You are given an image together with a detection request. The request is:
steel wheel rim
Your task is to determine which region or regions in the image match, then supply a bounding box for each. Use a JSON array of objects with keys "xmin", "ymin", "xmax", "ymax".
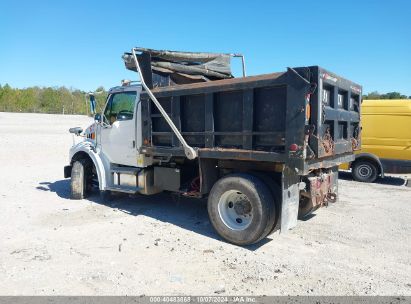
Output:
[
  {"xmin": 358, "ymin": 164, "xmax": 372, "ymax": 178},
  {"xmin": 217, "ymin": 190, "xmax": 253, "ymax": 231}
]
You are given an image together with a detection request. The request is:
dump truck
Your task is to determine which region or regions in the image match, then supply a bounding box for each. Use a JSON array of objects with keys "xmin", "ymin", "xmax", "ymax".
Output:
[{"xmin": 64, "ymin": 47, "xmax": 362, "ymax": 245}]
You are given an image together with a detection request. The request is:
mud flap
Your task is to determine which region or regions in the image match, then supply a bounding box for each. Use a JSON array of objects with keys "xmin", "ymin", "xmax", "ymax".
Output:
[
  {"xmin": 330, "ymin": 165, "xmax": 339, "ymax": 203},
  {"xmin": 280, "ymin": 165, "xmax": 300, "ymax": 231}
]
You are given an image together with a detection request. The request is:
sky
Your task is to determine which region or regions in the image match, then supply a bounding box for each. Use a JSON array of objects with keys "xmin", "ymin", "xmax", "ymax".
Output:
[{"xmin": 0, "ymin": 0, "xmax": 410, "ymax": 95}]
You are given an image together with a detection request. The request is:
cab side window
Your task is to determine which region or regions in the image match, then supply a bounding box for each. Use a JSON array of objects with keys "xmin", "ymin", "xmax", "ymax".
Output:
[{"xmin": 103, "ymin": 91, "xmax": 137, "ymax": 125}]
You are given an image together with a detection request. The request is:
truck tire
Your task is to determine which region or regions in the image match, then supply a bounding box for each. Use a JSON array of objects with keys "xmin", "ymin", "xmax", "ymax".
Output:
[
  {"xmin": 249, "ymin": 172, "xmax": 280, "ymax": 235},
  {"xmin": 71, "ymin": 159, "xmax": 89, "ymax": 199},
  {"xmin": 352, "ymin": 160, "xmax": 378, "ymax": 183},
  {"xmin": 207, "ymin": 173, "xmax": 275, "ymax": 245},
  {"xmin": 266, "ymin": 181, "xmax": 281, "ymax": 235}
]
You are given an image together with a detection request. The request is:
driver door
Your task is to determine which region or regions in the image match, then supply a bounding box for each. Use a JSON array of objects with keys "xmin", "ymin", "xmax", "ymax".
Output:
[{"xmin": 99, "ymin": 91, "xmax": 137, "ymax": 166}]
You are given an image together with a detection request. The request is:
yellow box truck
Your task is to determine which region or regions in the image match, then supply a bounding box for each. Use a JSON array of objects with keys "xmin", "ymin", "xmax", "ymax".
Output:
[{"xmin": 341, "ymin": 99, "xmax": 411, "ymax": 182}]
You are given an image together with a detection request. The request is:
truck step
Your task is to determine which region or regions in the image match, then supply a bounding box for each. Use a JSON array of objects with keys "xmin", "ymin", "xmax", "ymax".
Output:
[
  {"xmin": 105, "ymin": 185, "xmax": 141, "ymax": 194},
  {"xmin": 110, "ymin": 166, "xmax": 141, "ymax": 175}
]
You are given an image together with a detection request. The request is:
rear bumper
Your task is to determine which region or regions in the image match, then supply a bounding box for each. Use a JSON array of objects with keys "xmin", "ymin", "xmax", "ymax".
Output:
[
  {"xmin": 64, "ymin": 165, "xmax": 72, "ymax": 178},
  {"xmin": 303, "ymin": 153, "xmax": 355, "ymax": 175}
]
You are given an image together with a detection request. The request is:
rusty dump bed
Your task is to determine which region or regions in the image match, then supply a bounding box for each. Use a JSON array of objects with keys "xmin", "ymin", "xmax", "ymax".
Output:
[{"xmin": 140, "ymin": 66, "xmax": 361, "ymax": 174}]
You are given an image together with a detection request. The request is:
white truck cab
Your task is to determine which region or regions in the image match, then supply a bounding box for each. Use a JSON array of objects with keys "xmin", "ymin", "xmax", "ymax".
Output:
[{"xmin": 65, "ymin": 83, "xmax": 159, "ymax": 200}]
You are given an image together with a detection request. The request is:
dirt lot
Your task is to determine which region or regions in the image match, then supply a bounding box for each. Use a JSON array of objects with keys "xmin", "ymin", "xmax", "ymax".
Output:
[{"xmin": 0, "ymin": 112, "xmax": 410, "ymax": 296}]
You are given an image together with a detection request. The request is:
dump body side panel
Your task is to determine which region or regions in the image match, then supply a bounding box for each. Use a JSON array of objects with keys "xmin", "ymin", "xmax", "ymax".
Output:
[{"xmin": 140, "ymin": 66, "xmax": 361, "ymax": 174}]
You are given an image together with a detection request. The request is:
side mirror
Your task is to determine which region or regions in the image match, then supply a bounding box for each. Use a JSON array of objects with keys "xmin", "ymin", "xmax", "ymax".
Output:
[
  {"xmin": 117, "ymin": 114, "xmax": 129, "ymax": 121},
  {"xmin": 94, "ymin": 113, "xmax": 101, "ymax": 122},
  {"xmin": 69, "ymin": 127, "xmax": 83, "ymax": 135},
  {"xmin": 116, "ymin": 112, "xmax": 133, "ymax": 121}
]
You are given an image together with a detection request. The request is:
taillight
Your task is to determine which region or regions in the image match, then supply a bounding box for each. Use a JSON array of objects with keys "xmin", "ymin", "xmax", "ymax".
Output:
[
  {"xmin": 289, "ymin": 144, "xmax": 299, "ymax": 152},
  {"xmin": 306, "ymin": 103, "xmax": 311, "ymax": 121},
  {"xmin": 305, "ymin": 93, "xmax": 311, "ymax": 122}
]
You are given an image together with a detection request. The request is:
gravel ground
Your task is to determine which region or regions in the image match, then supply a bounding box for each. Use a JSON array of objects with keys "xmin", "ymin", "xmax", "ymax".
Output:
[{"xmin": 0, "ymin": 112, "xmax": 410, "ymax": 296}]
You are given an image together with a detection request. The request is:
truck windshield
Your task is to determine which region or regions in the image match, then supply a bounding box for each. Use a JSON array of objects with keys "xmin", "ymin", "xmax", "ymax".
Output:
[{"xmin": 103, "ymin": 91, "xmax": 137, "ymax": 125}]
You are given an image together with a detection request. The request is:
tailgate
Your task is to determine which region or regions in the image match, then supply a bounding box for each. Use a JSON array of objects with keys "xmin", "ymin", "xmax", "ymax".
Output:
[{"xmin": 298, "ymin": 66, "xmax": 362, "ymax": 160}]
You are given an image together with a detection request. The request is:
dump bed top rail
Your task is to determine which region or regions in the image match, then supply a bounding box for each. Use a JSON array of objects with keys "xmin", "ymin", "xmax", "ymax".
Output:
[{"xmin": 149, "ymin": 72, "xmax": 286, "ymax": 97}]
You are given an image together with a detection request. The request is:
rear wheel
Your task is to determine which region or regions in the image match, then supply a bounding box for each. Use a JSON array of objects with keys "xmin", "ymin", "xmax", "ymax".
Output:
[
  {"xmin": 71, "ymin": 159, "xmax": 91, "ymax": 199},
  {"xmin": 249, "ymin": 172, "xmax": 281, "ymax": 235},
  {"xmin": 207, "ymin": 173, "xmax": 275, "ymax": 245},
  {"xmin": 352, "ymin": 160, "xmax": 378, "ymax": 183}
]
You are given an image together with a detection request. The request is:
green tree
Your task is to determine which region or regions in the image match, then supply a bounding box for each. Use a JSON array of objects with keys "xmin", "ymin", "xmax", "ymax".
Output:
[
  {"xmin": 382, "ymin": 92, "xmax": 402, "ymax": 99},
  {"xmin": 0, "ymin": 84, "xmax": 107, "ymax": 114},
  {"xmin": 95, "ymin": 86, "xmax": 105, "ymax": 93},
  {"xmin": 364, "ymin": 91, "xmax": 380, "ymax": 99},
  {"xmin": 363, "ymin": 91, "xmax": 409, "ymax": 100}
]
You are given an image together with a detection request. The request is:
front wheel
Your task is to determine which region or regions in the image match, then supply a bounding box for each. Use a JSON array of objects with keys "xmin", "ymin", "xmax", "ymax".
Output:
[
  {"xmin": 71, "ymin": 159, "xmax": 90, "ymax": 199},
  {"xmin": 207, "ymin": 174, "xmax": 275, "ymax": 245},
  {"xmin": 352, "ymin": 160, "xmax": 378, "ymax": 183}
]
